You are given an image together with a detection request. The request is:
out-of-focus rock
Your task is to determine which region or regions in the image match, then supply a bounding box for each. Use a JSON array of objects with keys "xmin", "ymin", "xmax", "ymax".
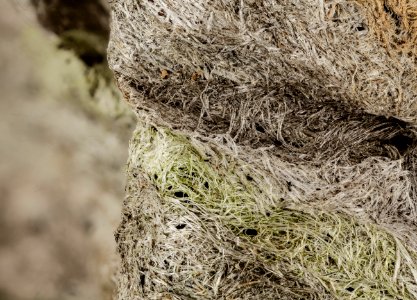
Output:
[{"xmin": 0, "ymin": 1, "xmax": 131, "ymax": 299}]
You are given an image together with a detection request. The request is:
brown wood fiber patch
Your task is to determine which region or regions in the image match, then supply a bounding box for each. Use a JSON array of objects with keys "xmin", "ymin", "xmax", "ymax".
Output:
[{"xmin": 355, "ymin": 0, "xmax": 417, "ymax": 57}]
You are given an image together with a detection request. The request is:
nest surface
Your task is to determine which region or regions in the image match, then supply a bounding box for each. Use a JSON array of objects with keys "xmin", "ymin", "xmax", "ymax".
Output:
[{"xmin": 108, "ymin": 0, "xmax": 417, "ymax": 298}]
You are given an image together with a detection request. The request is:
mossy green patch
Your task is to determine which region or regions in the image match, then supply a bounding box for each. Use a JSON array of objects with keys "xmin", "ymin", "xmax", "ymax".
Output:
[{"xmin": 129, "ymin": 124, "xmax": 417, "ymax": 299}]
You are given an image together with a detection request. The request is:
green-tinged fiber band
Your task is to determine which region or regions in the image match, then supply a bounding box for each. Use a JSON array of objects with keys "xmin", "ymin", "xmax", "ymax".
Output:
[{"xmin": 128, "ymin": 124, "xmax": 417, "ymax": 299}]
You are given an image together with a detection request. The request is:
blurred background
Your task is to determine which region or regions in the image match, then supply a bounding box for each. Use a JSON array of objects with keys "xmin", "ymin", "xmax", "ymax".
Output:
[{"xmin": 0, "ymin": 1, "xmax": 135, "ymax": 299}]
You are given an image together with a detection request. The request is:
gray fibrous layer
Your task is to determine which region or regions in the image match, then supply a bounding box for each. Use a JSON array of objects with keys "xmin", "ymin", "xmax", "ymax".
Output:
[{"xmin": 109, "ymin": 0, "xmax": 417, "ymax": 173}]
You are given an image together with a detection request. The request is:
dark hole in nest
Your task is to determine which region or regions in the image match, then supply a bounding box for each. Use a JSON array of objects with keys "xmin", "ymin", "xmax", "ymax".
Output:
[
  {"xmin": 204, "ymin": 182, "xmax": 209, "ymax": 189},
  {"xmin": 356, "ymin": 25, "xmax": 366, "ymax": 31},
  {"xmin": 263, "ymin": 253, "xmax": 276, "ymax": 260},
  {"xmin": 328, "ymin": 256, "xmax": 336, "ymax": 265},
  {"xmin": 176, "ymin": 224, "xmax": 186, "ymax": 230},
  {"xmin": 234, "ymin": 5, "xmax": 240, "ymax": 14},
  {"xmin": 324, "ymin": 233, "xmax": 333, "ymax": 242},
  {"xmin": 242, "ymin": 228, "xmax": 258, "ymax": 236},
  {"xmin": 223, "ymin": 264, "xmax": 229, "ymax": 277},
  {"xmin": 246, "ymin": 175, "xmax": 253, "ymax": 181},
  {"xmin": 266, "ymin": 211, "xmax": 271, "ymax": 217},
  {"xmin": 290, "ymin": 141, "xmax": 304, "ymax": 149},
  {"xmin": 287, "ymin": 181, "xmax": 292, "ymax": 191},
  {"xmin": 167, "ymin": 186, "xmax": 172, "ymax": 190},
  {"xmin": 129, "ymin": 80, "xmax": 146, "ymax": 94},
  {"xmin": 346, "ymin": 287, "xmax": 354, "ymax": 292},
  {"xmin": 198, "ymin": 37, "xmax": 208, "ymax": 45},
  {"xmin": 255, "ymin": 123, "xmax": 265, "ymax": 133},
  {"xmin": 140, "ymin": 274, "xmax": 145, "ymax": 287},
  {"xmin": 273, "ymin": 139, "xmax": 283, "ymax": 147},
  {"xmin": 133, "ymin": 173, "xmax": 138, "ymax": 178},
  {"xmin": 154, "ymin": 174, "xmax": 158, "ymax": 180},
  {"xmin": 385, "ymin": 134, "xmax": 415, "ymax": 155},
  {"xmin": 174, "ymin": 191, "xmax": 189, "ymax": 198},
  {"xmin": 238, "ymin": 261, "xmax": 247, "ymax": 269}
]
